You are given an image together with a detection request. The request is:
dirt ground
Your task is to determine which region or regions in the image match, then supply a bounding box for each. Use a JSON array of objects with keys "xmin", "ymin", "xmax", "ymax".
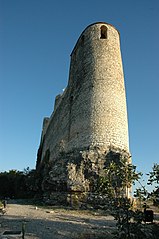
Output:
[
  {"xmin": 0, "ymin": 200, "xmax": 116, "ymax": 239},
  {"xmin": 0, "ymin": 200, "xmax": 159, "ymax": 239}
]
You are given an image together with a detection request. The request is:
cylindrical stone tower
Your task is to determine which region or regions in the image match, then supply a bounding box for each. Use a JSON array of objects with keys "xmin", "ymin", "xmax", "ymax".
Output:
[{"xmin": 68, "ymin": 22, "xmax": 129, "ymax": 153}]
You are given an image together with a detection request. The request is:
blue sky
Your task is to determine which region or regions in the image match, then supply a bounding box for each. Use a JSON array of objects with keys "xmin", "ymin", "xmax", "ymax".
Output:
[{"xmin": 0, "ymin": 0, "xmax": 159, "ymax": 188}]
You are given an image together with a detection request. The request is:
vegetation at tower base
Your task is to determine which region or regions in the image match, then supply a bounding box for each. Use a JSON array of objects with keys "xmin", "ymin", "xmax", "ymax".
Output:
[
  {"xmin": 95, "ymin": 155, "xmax": 139, "ymax": 198},
  {"xmin": 96, "ymin": 163, "xmax": 159, "ymax": 239}
]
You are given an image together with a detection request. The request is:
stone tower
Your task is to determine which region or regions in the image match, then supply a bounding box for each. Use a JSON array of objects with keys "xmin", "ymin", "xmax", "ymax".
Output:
[{"xmin": 36, "ymin": 22, "xmax": 131, "ymax": 205}]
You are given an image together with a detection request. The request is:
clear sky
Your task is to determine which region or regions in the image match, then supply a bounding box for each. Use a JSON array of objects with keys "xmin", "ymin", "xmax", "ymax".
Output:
[{"xmin": 0, "ymin": 0, "xmax": 159, "ymax": 186}]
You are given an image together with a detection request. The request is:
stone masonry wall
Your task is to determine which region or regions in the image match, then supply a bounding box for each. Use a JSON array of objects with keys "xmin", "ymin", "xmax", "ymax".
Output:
[
  {"xmin": 38, "ymin": 22, "xmax": 129, "ymax": 163},
  {"xmin": 36, "ymin": 22, "xmax": 131, "ymax": 204}
]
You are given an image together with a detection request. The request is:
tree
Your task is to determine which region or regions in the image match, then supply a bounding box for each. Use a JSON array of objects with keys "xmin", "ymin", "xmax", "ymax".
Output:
[
  {"xmin": 148, "ymin": 163, "xmax": 159, "ymax": 185},
  {"xmin": 96, "ymin": 156, "xmax": 148, "ymax": 239},
  {"xmin": 97, "ymin": 155, "xmax": 141, "ymax": 198},
  {"xmin": 147, "ymin": 164, "xmax": 159, "ymax": 206},
  {"xmin": 0, "ymin": 168, "xmax": 37, "ymax": 199},
  {"xmin": 134, "ymin": 164, "xmax": 159, "ymax": 207}
]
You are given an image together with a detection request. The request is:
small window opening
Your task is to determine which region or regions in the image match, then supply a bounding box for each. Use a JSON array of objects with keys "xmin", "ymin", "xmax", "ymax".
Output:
[{"xmin": 100, "ymin": 25, "xmax": 107, "ymax": 39}]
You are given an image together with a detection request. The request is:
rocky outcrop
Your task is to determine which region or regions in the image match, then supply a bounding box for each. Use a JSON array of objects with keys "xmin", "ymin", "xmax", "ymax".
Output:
[{"xmin": 36, "ymin": 146, "xmax": 130, "ymax": 206}]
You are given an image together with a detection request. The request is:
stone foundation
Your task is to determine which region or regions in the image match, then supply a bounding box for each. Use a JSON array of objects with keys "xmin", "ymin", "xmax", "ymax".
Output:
[{"xmin": 36, "ymin": 146, "xmax": 130, "ymax": 207}]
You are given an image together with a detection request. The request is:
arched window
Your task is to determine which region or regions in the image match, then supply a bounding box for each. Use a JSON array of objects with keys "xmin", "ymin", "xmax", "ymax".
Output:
[{"xmin": 100, "ymin": 25, "xmax": 107, "ymax": 39}]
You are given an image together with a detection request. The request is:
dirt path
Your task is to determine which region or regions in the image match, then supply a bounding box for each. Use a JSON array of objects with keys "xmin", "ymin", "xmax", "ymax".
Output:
[{"xmin": 0, "ymin": 201, "xmax": 116, "ymax": 239}]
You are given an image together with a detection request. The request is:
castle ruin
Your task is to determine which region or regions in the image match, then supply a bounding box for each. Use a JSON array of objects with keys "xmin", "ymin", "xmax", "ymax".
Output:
[{"xmin": 36, "ymin": 22, "xmax": 131, "ymax": 205}]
